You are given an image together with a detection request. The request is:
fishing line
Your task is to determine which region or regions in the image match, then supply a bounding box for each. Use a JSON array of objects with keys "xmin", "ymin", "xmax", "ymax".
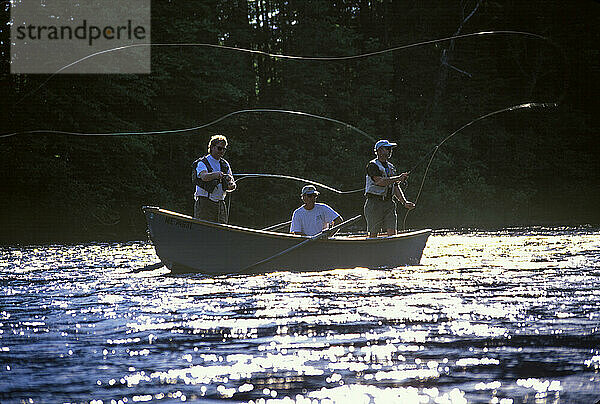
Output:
[
  {"xmin": 11, "ymin": 30, "xmax": 562, "ymax": 106},
  {"xmin": 0, "ymin": 108, "xmax": 375, "ymax": 141},
  {"xmin": 234, "ymin": 173, "xmax": 362, "ymax": 194},
  {"xmin": 226, "ymin": 173, "xmax": 362, "ymax": 228}
]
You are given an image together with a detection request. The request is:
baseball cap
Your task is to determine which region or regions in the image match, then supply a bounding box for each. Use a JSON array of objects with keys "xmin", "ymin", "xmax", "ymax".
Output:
[
  {"xmin": 301, "ymin": 185, "xmax": 320, "ymax": 196},
  {"xmin": 374, "ymin": 139, "xmax": 397, "ymax": 151}
]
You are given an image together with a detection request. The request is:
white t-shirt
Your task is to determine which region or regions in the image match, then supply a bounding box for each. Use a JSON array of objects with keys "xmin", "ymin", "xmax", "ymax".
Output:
[
  {"xmin": 290, "ymin": 203, "xmax": 341, "ymax": 236},
  {"xmin": 194, "ymin": 155, "xmax": 233, "ymax": 202}
]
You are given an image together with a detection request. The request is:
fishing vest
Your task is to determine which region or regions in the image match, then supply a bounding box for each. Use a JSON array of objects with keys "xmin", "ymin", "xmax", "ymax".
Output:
[
  {"xmin": 191, "ymin": 156, "xmax": 230, "ymax": 194},
  {"xmin": 365, "ymin": 158, "xmax": 396, "ymax": 197}
]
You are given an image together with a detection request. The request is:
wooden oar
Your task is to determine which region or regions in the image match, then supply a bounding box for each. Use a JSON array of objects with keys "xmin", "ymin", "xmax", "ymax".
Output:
[{"xmin": 239, "ymin": 214, "xmax": 362, "ymax": 273}]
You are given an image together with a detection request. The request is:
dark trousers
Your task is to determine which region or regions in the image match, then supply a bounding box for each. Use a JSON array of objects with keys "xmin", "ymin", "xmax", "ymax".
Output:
[{"xmin": 194, "ymin": 196, "xmax": 228, "ymax": 224}]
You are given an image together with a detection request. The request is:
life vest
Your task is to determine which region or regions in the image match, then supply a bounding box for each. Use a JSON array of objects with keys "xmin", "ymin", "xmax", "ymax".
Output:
[
  {"xmin": 365, "ymin": 158, "xmax": 396, "ymax": 197},
  {"xmin": 191, "ymin": 156, "xmax": 230, "ymax": 194}
]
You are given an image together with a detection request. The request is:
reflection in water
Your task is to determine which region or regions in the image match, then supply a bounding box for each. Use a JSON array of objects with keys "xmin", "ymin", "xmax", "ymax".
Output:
[{"xmin": 1, "ymin": 229, "xmax": 599, "ymax": 403}]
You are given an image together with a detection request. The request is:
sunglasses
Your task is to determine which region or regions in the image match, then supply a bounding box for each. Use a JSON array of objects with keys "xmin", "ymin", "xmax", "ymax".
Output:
[
  {"xmin": 216, "ymin": 146, "xmax": 227, "ymax": 151},
  {"xmin": 304, "ymin": 194, "xmax": 317, "ymax": 198}
]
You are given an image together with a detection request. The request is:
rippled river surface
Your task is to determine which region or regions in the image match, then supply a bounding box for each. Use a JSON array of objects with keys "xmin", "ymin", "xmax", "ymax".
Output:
[{"xmin": 1, "ymin": 228, "xmax": 599, "ymax": 403}]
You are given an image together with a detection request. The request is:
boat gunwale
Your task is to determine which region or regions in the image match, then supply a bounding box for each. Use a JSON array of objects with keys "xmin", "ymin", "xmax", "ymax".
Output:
[{"xmin": 143, "ymin": 206, "xmax": 432, "ymax": 243}]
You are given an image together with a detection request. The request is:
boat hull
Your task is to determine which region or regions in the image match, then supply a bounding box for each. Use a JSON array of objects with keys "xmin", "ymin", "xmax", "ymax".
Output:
[{"xmin": 143, "ymin": 207, "xmax": 431, "ymax": 275}]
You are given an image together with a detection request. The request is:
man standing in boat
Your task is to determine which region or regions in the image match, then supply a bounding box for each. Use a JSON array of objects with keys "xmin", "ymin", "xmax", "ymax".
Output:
[
  {"xmin": 192, "ymin": 134, "xmax": 236, "ymax": 223},
  {"xmin": 364, "ymin": 139, "xmax": 415, "ymax": 238},
  {"xmin": 290, "ymin": 185, "xmax": 343, "ymax": 236}
]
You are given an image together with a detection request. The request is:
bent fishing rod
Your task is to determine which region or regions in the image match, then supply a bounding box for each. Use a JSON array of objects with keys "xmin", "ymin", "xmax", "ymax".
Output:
[
  {"xmin": 406, "ymin": 102, "xmax": 557, "ymax": 176},
  {"xmin": 399, "ymin": 102, "xmax": 559, "ymax": 230}
]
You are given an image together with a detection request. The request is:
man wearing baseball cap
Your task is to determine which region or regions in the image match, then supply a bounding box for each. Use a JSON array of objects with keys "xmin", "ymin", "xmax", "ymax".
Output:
[
  {"xmin": 290, "ymin": 185, "xmax": 343, "ymax": 236},
  {"xmin": 364, "ymin": 139, "xmax": 415, "ymax": 237}
]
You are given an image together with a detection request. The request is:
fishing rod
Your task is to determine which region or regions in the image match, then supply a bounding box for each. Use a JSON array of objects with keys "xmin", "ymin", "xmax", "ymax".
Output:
[
  {"xmin": 400, "ymin": 102, "xmax": 559, "ymax": 230},
  {"xmin": 407, "ymin": 102, "xmax": 557, "ymax": 175}
]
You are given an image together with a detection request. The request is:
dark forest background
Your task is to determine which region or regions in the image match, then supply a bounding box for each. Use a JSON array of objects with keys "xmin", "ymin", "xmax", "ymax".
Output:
[{"xmin": 1, "ymin": 0, "xmax": 599, "ymax": 243}]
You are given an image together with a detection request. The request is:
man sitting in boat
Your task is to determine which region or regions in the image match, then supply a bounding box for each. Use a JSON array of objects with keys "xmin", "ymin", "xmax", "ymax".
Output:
[
  {"xmin": 192, "ymin": 134, "xmax": 236, "ymax": 223},
  {"xmin": 290, "ymin": 185, "xmax": 343, "ymax": 236},
  {"xmin": 364, "ymin": 139, "xmax": 415, "ymax": 238}
]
